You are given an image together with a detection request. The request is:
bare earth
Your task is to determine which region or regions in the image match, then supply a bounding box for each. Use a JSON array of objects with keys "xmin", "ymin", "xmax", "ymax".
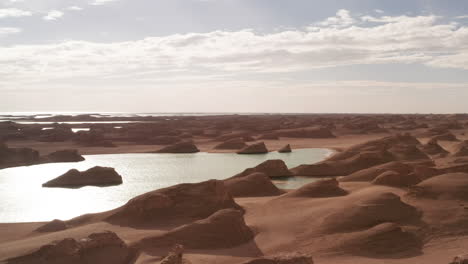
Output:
[{"xmin": 2, "ymin": 114, "xmax": 468, "ymax": 264}]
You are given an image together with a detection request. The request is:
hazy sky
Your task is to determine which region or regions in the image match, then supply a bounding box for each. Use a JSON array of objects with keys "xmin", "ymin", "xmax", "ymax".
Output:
[{"xmin": 1, "ymin": 0, "xmax": 468, "ymax": 113}]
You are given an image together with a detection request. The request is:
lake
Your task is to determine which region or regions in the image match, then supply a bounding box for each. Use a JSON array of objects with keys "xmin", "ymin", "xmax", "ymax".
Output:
[{"xmin": 0, "ymin": 148, "xmax": 331, "ymax": 223}]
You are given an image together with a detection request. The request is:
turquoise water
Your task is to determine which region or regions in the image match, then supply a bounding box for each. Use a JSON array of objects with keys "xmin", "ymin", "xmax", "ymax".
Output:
[{"xmin": 0, "ymin": 149, "xmax": 331, "ymax": 223}]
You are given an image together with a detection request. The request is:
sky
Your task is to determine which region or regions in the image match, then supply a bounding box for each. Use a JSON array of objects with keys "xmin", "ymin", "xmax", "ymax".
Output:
[{"xmin": 1, "ymin": 0, "xmax": 468, "ymax": 114}]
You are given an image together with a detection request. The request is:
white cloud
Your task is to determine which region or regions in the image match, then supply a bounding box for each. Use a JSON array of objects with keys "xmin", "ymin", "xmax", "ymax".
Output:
[
  {"xmin": 317, "ymin": 9, "xmax": 355, "ymax": 28},
  {"xmin": 456, "ymin": 15, "xmax": 468, "ymax": 19},
  {"xmin": 1, "ymin": 10, "xmax": 468, "ymax": 90},
  {"xmin": 43, "ymin": 10, "xmax": 64, "ymax": 21},
  {"xmin": 0, "ymin": 27, "xmax": 21, "ymax": 35},
  {"xmin": 91, "ymin": 0, "xmax": 118, "ymax": 5},
  {"xmin": 0, "ymin": 8, "xmax": 32, "ymax": 18},
  {"xmin": 67, "ymin": 6, "xmax": 83, "ymax": 11}
]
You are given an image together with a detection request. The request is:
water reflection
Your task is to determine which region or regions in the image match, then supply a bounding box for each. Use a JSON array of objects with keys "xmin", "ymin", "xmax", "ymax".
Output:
[{"xmin": 0, "ymin": 149, "xmax": 331, "ymax": 222}]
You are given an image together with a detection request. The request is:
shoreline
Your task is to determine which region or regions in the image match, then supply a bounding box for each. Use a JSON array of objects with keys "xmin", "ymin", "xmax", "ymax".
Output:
[{"xmin": 2, "ymin": 114, "xmax": 468, "ymax": 264}]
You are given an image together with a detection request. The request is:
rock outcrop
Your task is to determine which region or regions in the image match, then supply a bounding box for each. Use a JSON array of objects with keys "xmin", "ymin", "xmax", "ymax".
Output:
[
  {"xmin": 154, "ymin": 142, "xmax": 200, "ymax": 153},
  {"xmin": 0, "ymin": 144, "xmax": 40, "ymax": 169},
  {"xmin": 104, "ymin": 179, "xmax": 242, "ymax": 226},
  {"xmin": 450, "ymin": 254, "xmax": 468, "ymax": 264},
  {"xmin": 278, "ymin": 144, "xmax": 292, "ymax": 153},
  {"xmin": 409, "ymin": 173, "xmax": 468, "ymax": 200},
  {"xmin": 5, "ymin": 231, "xmax": 134, "ymax": 264},
  {"xmin": 339, "ymin": 161, "xmax": 414, "ymax": 182},
  {"xmin": 452, "ymin": 141, "xmax": 468, "ymax": 157},
  {"xmin": 431, "ymin": 132, "xmax": 459, "ymax": 142},
  {"xmin": 237, "ymin": 142, "xmax": 268, "ymax": 154},
  {"xmin": 322, "ymin": 192, "xmax": 420, "ymax": 233},
  {"xmin": 291, "ymin": 134, "xmax": 426, "ymax": 177},
  {"xmin": 280, "ymin": 178, "xmax": 347, "ymax": 198},
  {"xmin": 138, "ymin": 209, "xmax": 254, "ymax": 249},
  {"xmin": 214, "ymin": 137, "xmax": 247, "ymax": 150},
  {"xmin": 334, "ymin": 222, "xmax": 422, "ymax": 257},
  {"xmin": 233, "ymin": 159, "xmax": 292, "ymax": 178},
  {"xmin": 420, "ymin": 139, "xmax": 448, "ymax": 156},
  {"xmin": 371, "ymin": 170, "xmax": 421, "ymax": 187},
  {"xmin": 35, "ymin": 219, "xmax": 68, "ymax": 233},
  {"xmin": 160, "ymin": 244, "xmax": 185, "ymax": 264},
  {"xmin": 224, "ymin": 172, "xmax": 281, "ymax": 197},
  {"xmin": 45, "ymin": 149, "xmax": 85, "ymax": 163},
  {"xmin": 42, "ymin": 166, "xmax": 123, "ymax": 188}
]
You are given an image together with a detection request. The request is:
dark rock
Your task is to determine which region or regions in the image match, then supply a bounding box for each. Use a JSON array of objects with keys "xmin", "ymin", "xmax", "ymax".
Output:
[
  {"xmin": 154, "ymin": 142, "xmax": 199, "ymax": 153},
  {"xmin": 224, "ymin": 172, "xmax": 281, "ymax": 197},
  {"xmin": 237, "ymin": 142, "xmax": 268, "ymax": 154},
  {"xmin": 5, "ymin": 231, "xmax": 134, "ymax": 264},
  {"xmin": 278, "ymin": 144, "xmax": 292, "ymax": 153},
  {"xmin": 46, "ymin": 149, "xmax": 85, "ymax": 163},
  {"xmin": 42, "ymin": 166, "xmax": 122, "ymax": 188}
]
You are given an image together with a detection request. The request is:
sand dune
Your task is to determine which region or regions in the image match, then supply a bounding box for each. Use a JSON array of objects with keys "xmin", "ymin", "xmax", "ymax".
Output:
[{"xmin": 3, "ymin": 114, "xmax": 468, "ymax": 264}]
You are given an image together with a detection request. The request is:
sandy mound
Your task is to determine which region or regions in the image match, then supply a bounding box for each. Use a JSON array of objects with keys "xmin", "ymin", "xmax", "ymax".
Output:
[
  {"xmin": 339, "ymin": 161, "xmax": 414, "ymax": 182},
  {"xmin": 148, "ymin": 135, "xmax": 181, "ymax": 145},
  {"xmin": 0, "ymin": 144, "xmax": 40, "ymax": 169},
  {"xmin": 138, "ymin": 209, "xmax": 254, "ymax": 249},
  {"xmin": 159, "ymin": 244, "xmax": 186, "ymax": 264},
  {"xmin": 232, "ymin": 159, "xmax": 292, "ymax": 178},
  {"xmin": 451, "ymin": 254, "xmax": 468, "ymax": 264},
  {"xmin": 431, "ymin": 132, "xmax": 459, "ymax": 142},
  {"xmin": 224, "ymin": 172, "xmax": 281, "ymax": 197},
  {"xmin": 387, "ymin": 144, "xmax": 430, "ymax": 161},
  {"xmin": 372, "ymin": 170, "xmax": 421, "ymax": 187},
  {"xmin": 291, "ymin": 134, "xmax": 425, "ymax": 177},
  {"xmin": 42, "ymin": 166, "xmax": 123, "ymax": 188},
  {"xmin": 280, "ymin": 178, "xmax": 347, "ymax": 198},
  {"xmin": 409, "ymin": 173, "xmax": 468, "ymax": 200},
  {"xmin": 419, "ymin": 139, "xmax": 448, "ymax": 156},
  {"xmin": 45, "ymin": 149, "xmax": 85, "ymax": 163},
  {"xmin": 103, "ymin": 179, "xmax": 242, "ymax": 226},
  {"xmin": 216, "ymin": 132, "xmax": 253, "ymax": 142},
  {"xmin": 291, "ymin": 149, "xmax": 394, "ymax": 176},
  {"xmin": 452, "ymin": 141, "xmax": 468, "ymax": 157},
  {"xmin": 278, "ymin": 144, "xmax": 292, "ymax": 153},
  {"xmin": 237, "ymin": 142, "xmax": 269, "ymax": 154},
  {"xmin": 342, "ymin": 120, "xmax": 387, "ymax": 134},
  {"xmin": 275, "ymin": 127, "xmax": 335, "ymax": 138},
  {"xmin": 321, "ymin": 192, "xmax": 420, "ymax": 233},
  {"xmin": 214, "ymin": 137, "xmax": 247, "ymax": 150},
  {"xmin": 5, "ymin": 231, "xmax": 134, "ymax": 264},
  {"xmin": 154, "ymin": 142, "xmax": 200, "ymax": 153},
  {"xmin": 333, "ymin": 222, "xmax": 422, "ymax": 257},
  {"xmin": 239, "ymin": 253, "xmax": 314, "ymax": 264},
  {"xmin": 35, "ymin": 219, "xmax": 68, "ymax": 233},
  {"xmin": 258, "ymin": 133, "xmax": 279, "ymax": 140}
]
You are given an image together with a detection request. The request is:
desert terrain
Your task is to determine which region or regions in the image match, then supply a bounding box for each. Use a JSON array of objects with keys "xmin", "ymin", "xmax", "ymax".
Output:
[{"xmin": 2, "ymin": 113, "xmax": 468, "ymax": 264}]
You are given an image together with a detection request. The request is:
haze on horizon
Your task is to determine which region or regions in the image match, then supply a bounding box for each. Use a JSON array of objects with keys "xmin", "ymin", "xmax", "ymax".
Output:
[{"xmin": 1, "ymin": 0, "xmax": 468, "ymax": 114}]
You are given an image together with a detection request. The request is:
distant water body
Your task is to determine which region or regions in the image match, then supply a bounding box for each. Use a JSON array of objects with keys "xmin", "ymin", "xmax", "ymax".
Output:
[
  {"xmin": 0, "ymin": 148, "xmax": 331, "ymax": 223},
  {"xmin": 0, "ymin": 112, "xmax": 309, "ymax": 119}
]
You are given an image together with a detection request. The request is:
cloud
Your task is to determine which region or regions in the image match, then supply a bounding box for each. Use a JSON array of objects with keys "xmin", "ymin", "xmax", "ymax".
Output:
[
  {"xmin": 43, "ymin": 10, "xmax": 64, "ymax": 21},
  {"xmin": 317, "ymin": 9, "xmax": 355, "ymax": 28},
  {"xmin": 0, "ymin": 27, "xmax": 21, "ymax": 35},
  {"xmin": 1, "ymin": 10, "xmax": 468, "ymax": 90},
  {"xmin": 0, "ymin": 8, "xmax": 32, "ymax": 18},
  {"xmin": 67, "ymin": 6, "xmax": 83, "ymax": 11},
  {"xmin": 91, "ymin": 0, "xmax": 118, "ymax": 5}
]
